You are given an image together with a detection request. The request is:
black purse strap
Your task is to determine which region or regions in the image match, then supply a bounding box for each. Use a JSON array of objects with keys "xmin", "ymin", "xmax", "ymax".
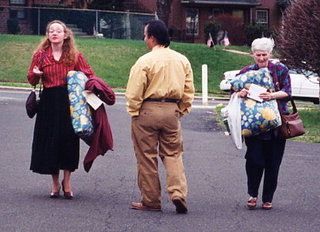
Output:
[
  {"xmin": 38, "ymin": 84, "xmax": 42, "ymax": 97},
  {"xmin": 38, "ymin": 50, "xmax": 46, "ymax": 71},
  {"xmin": 31, "ymin": 51, "xmax": 45, "ymax": 95}
]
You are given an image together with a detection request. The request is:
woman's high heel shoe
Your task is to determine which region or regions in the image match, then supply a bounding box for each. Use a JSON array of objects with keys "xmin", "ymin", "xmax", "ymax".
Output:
[
  {"xmin": 50, "ymin": 186, "xmax": 61, "ymax": 198},
  {"xmin": 62, "ymin": 180, "xmax": 73, "ymax": 200}
]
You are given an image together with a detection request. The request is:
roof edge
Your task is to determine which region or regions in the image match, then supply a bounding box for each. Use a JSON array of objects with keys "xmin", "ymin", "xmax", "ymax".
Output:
[{"xmin": 181, "ymin": 1, "xmax": 261, "ymax": 6}]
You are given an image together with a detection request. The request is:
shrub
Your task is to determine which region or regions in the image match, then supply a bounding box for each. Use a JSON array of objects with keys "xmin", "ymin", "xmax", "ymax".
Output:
[
  {"xmin": 277, "ymin": 0, "xmax": 320, "ymax": 76},
  {"xmin": 245, "ymin": 24, "xmax": 272, "ymax": 46}
]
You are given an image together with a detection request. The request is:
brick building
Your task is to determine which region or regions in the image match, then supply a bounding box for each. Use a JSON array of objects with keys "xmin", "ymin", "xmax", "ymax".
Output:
[
  {"xmin": 123, "ymin": 0, "xmax": 282, "ymax": 43},
  {"xmin": 1, "ymin": 0, "xmax": 282, "ymax": 43},
  {"xmin": 0, "ymin": 0, "xmax": 76, "ymax": 34}
]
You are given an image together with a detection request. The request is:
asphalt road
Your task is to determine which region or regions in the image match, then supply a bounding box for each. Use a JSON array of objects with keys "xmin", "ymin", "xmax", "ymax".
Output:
[{"xmin": 0, "ymin": 88, "xmax": 319, "ymax": 232}]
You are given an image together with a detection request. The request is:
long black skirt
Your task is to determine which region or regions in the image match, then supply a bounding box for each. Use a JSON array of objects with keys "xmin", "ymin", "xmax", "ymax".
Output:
[{"xmin": 30, "ymin": 87, "xmax": 79, "ymax": 175}]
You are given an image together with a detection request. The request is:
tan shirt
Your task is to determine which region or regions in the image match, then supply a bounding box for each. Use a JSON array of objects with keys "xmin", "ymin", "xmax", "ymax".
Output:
[{"xmin": 125, "ymin": 46, "xmax": 195, "ymax": 116}]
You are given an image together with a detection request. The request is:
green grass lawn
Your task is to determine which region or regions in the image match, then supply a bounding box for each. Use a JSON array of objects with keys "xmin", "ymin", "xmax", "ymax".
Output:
[
  {"xmin": 293, "ymin": 107, "xmax": 320, "ymax": 143},
  {"xmin": 0, "ymin": 34, "xmax": 253, "ymax": 92}
]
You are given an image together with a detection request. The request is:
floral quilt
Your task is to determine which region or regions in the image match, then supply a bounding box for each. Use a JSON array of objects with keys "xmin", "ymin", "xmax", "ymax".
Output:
[
  {"xmin": 230, "ymin": 68, "xmax": 281, "ymax": 137},
  {"xmin": 67, "ymin": 71, "xmax": 94, "ymax": 139}
]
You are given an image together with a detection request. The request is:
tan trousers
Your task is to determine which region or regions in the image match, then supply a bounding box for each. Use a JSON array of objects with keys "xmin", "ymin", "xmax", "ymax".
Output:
[{"xmin": 131, "ymin": 101, "xmax": 188, "ymax": 208}]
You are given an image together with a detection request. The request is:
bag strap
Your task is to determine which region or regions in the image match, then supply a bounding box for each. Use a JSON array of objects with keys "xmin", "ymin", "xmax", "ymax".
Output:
[
  {"xmin": 30, "ymin": 51, "xmax": 45, "ymax": 95},
  {"xmin": 274, "ymin": 63, "xmax": 281, "ymax": 92},
  {"xmin": 38, "ymin": 50, "xmax": 46, "ymax": 71},
  {"xmin": 39, "ymin": 84, "xmax": 42, "ymax": 97},
  {"xmin": 289, "ymin": 98, "xmax": 298, "ymax": 113},
  {"xmin": 274, "ymin": 63, "xmax": 297, "ymax": 114},
  {"xmin": 38, "ymin": 51, "xmax": 46, "ymax": 95}
]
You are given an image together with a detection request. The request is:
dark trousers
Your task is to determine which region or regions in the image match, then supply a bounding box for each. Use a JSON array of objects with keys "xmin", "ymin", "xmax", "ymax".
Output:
[{"xmin": 244, "ymin": 136, "xmax": 286, "ymax": 203}]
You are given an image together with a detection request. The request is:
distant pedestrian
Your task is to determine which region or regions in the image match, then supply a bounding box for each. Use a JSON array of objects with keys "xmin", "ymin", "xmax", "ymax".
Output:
[
  {"xmin": 27, "ymin": 20, "xmax": 95, "ymax": 199},
  {"xmin": 236, "ymin": 38, "xmax": 291, "ymax": 210},
  {"xmin": 207, "ymin": 32, "xmax": 214, "ymax": 48},
  {"xmin": 125, "ymin": 20, "xmax": 195, "ymax": 213},
  {"xmin": 223, "ymin": 31, "xmax": 230, "ymax": 46}
]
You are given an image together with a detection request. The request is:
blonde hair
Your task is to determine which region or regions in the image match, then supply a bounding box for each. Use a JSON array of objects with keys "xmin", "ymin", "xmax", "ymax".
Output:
[
  {"xmin": 251, "ymin": 38, "xmax": 274, "ymax": 53},
  {"xmin": 35, "ymin": 20, "xmax": 78, "ymax": 66}
]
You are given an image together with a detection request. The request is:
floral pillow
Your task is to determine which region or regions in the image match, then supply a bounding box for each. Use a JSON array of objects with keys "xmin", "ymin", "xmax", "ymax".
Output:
[
  {"xmin": 231, "ymin": 68, "xmax": 275, "ymax": 92},
  {"xmin": 231, "ymin": 68, "xmax": 281, "ymax": 137},
  {"xmin": 67, "ymin": 71, "xmax": 94, "ymax": 139},
  {"xmin": 240, "ymin": 98, "xmax": 281, "ymax": 137}
]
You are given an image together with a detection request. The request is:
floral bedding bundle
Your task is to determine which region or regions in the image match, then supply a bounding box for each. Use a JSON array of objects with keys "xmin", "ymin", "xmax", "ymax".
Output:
[
  {"xmin": 230, "ymin": 68, "xmax": 281, "ymax": 137},
  {"xmin": 67, "ymin": 71, "xmax": 94, "ymax": 139}
]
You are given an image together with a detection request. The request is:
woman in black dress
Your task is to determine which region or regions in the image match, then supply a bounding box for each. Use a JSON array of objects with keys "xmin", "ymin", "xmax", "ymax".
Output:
[{"xmin": 27, "ymin": 20, "xmax": 94, "ymax": 199}]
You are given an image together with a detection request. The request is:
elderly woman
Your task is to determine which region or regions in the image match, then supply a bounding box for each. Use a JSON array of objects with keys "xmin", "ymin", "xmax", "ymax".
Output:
[{"xmin": 237, "ymin": 38, "xmax": 291, "ymax": 210}]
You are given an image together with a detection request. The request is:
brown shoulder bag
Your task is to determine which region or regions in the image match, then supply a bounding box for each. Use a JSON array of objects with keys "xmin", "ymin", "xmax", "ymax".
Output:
[
  {"xmin": 278, "ymin": 98, "xmax": 305, "ymax": 139},
  {"xmin": 274, "ymin": 63, "xmax": 305, "ymax": 139}
]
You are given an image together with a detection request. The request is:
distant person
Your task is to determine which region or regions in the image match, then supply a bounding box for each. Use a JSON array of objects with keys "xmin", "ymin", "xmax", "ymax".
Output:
[
  {"xmin": 236, "ymin": 38, "xmax": 291, "ymax": 210},
  {"xmin": 125, "ymin": 20, "xmax": 195, "ymax": 213},
  {"xmin": 27, "ymin": 20, "xmax": 94, "ymax": 199},
  {"xmin": 217, "ymin": 30, "xmax": 224, "ymax": 45}
]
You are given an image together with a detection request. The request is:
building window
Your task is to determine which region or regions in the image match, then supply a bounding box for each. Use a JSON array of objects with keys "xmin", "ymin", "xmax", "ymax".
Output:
[
  {"xmin": 10, "ymin": 0, "xmax": 26, "ymax": 18},
  {"xmin": 232, "ymin": 10, "xmax": 244, "ymax": 19},
  {"xmin": 256, "ymin": 9, "xmax": 268, "ymax": 25},
  {"xmin": 10, "ymin": 8, "xmax": 25, "ymax": 19},
  {"xmin": 17, "ymin": 9, "xmax": 25, "ymax": 19},
  {"xmin": 186, "ymin": 8, "xmax": 199, "ymax": 36},
  {"xmin": 10, "ymin": 0, "xmax": 25, "ymax": 5}
]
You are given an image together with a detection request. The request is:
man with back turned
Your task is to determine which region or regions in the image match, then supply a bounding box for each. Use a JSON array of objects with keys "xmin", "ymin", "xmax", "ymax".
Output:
[{"xmin": 125, "ymin": 20, "xmax": 195, "ymax": 214}]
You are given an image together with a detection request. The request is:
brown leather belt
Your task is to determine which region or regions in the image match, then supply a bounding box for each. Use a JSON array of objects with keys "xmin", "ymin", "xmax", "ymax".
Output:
[{"xmin": 144, "ymin": 98, "xmax": 179, "ymax": 103}]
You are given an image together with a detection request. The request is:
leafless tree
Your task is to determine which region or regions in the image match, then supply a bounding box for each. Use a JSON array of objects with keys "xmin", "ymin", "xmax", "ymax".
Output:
[
  {"xmin": 277, "ymin": 0, "xmax": 320, "ymax": 101},
  {"xmin": 156, "ymin": 0, "xmax": 172, "ymax": 26}
]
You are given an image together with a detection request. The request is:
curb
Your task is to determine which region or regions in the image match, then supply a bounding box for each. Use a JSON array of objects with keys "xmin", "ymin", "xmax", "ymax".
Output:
[
  {"xmin": 0, "ymin": 85, "xmax": 32, "ymax": 91},
  {"xmin": 0, "ymin": 85, "xmax": 230, "ymax": 101}
]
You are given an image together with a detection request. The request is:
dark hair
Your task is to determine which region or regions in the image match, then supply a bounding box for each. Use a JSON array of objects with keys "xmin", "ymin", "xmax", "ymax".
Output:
[{"xmin": 145, "ymin": 20, "xmax": 170, "ymax": 47}]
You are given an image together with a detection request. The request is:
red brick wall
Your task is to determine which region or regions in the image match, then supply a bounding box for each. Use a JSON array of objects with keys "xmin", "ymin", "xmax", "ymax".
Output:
[
  {"xmin": 0, "ymin": 7, "xmax": 10, "ymax": 34},
  {"xmin": 33, "ymin": 0, "xmax": 61, "ymax": 5},
  {"xmin": 137, "ymin": 0, "xmax": 155, "ymax": 12},
  {"xmin": 0, "ymin": 0, "xmax": 76, "ymax": 34},
  {"xmin": 256, "ymin": 0, "xmax": 281, "ymax": 31},
  {"xmin": 137, "ymin": 0, "xmax": 282, "ymax": 43},
  {"xmin": 0, "ymin": 0, "xmax": 281, "ymax": 41},
  {"xmin": 0, "ymin": 6, "xmax": 33, "ymax": 34}
]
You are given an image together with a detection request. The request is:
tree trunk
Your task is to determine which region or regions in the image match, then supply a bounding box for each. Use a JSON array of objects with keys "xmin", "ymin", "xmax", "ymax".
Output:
[{"xmin": 156, "ymin": 0, "xmax": 172, "ymax": 26}]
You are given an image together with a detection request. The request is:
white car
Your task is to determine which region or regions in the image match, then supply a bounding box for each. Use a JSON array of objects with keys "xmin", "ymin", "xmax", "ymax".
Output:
[{"xmin": 219, "ymin": 69, "xmax": 319, "ymax": 104}]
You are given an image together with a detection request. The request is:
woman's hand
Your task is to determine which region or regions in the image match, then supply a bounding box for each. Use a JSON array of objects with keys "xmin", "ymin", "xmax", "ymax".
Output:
[
  {"xmin": 259, "ymin": 91, "xmax": 289, "ymax": 101},
  {"xmin": 238, "ymin": 88, "xmax": 249, "ymax": 98},
  {"xmin": 259, "ymin": 92, "xmax": 274, "ymax": 101},
  {"xmin": 32, "ymin": 65, "xmax": 43, "ymax": 76}
]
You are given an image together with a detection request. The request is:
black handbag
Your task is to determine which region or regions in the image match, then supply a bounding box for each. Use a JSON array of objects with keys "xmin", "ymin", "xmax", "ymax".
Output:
[
  {"xmin": 26, "ymin": 85, "xmax": 42, "ymax": 118},
  {"xmin": 26, "ymin": 51, "xmax": 46, "ymax": 118}
]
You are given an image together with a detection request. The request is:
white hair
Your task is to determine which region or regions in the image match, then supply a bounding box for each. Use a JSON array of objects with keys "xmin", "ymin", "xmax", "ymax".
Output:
[{"xmin": 251, "ymin": 38, "xmax": 274, "ymax": 53}]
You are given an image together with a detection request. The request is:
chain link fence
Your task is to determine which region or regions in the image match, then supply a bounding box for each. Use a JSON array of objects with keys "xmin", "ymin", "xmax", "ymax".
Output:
[{"xmin": 1, "ymin": 6, "xmax": 156, "ymax": 40}]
